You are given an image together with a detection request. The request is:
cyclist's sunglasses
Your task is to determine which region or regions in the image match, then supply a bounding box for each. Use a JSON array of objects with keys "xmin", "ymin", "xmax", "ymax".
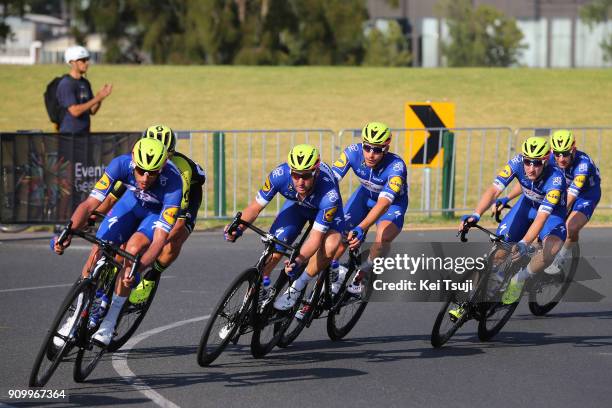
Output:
[
  {"xmin": 290, "ymin": 170, "xmax": 316, "ymax": 180},
  {"xmin": 362, "ymin": 144, "xmax": 386, "ymax": 154},
  {"xmin": 135, "ymin": 166, "xmax": 161, "ymax": 177},
  {"xmin": 553, "ymin": 150, "xmax": 572, "ymax": 158},
  {"xmin": 523, "ymin": 158, "xmax": 546, "ymax": 167},
  {"xmin": 76, "ymin": 57, "xmax": 90, "ymax": 63}
]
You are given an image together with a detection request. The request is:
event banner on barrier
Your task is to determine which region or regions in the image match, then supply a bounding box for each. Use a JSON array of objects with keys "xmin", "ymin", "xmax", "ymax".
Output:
[{"xmin": 0, "ymin": 132, "xmax": 140, "ymax": 224}]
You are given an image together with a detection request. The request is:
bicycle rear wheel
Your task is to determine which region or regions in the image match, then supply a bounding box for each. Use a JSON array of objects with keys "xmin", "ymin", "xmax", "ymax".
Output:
[
  {"xmin": 528, "ymin": 245, "xmax": 580, "ymax": 316},
  {"xmin": 29, "ymin": 279, "xmax": 92, "ymax": 387},
  {"xmin": 277, "ymin": 273, "xmax": 325, "ymax": 348},
  {"xmin": 326, "ymin": 267, "xmax": 368, "ymax": 341},
  {"xmin": 197, "ymin": 268, "xmax": 255, "ymax": 367},
  {"xmin": 106, "ymin": 275, "xmax": 161, "ymax": 352}
]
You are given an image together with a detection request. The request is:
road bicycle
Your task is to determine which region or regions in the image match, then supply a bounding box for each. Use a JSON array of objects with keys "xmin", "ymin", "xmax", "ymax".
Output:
[
  {"xmin": 29, "ymin": 219, "xmax": 144, "ymax": 386},
  {"xmin": 277, "ymin": 245, "xmax": 369, "ymax": 348},
  {"xmin": 431, "ymin": 222, "xmax": 530, "ymax": 347},
  {"xmin": 197, "ymin": 212, "xmax": 311, "ymax": 366}
]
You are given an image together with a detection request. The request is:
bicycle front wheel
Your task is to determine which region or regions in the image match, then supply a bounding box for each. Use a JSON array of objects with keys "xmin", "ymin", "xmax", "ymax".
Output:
[
  {"xmin": 197, "ymin": 268, "xmax": 256, "ymax": 367},
  {"xmin": 29, "ymin": 279, "xmax": 92, "ymax": 387}
]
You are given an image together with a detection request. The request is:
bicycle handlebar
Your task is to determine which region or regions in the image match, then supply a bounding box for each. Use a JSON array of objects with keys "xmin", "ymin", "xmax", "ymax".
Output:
[
  {"xmin": 56, "ymin": 220, "xmax": 141, "ymax": 276},
  {"xmin": 458, "ymin": 222, "xmax": 505, "ymax": 243},
  {"xmin": 227, "ymin": 212, "xmax": 306, "ymax": 254}
]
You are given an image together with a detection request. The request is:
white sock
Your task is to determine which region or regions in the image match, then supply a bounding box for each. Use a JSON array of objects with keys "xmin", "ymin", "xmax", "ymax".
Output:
[
  {"xmin": 100, "ymin": 294, "xmax": 127, "ymax": 329},
  {"xmin": 292, "ymin": 272, "xmax": 313, "ymax": 292},
  {"xmin": 557, "ymin": 245, "xmax": 570, "ymax": 260},
  {"xmin": 514, "ymin": 265, "xmax": 534, "ymax": 283}
]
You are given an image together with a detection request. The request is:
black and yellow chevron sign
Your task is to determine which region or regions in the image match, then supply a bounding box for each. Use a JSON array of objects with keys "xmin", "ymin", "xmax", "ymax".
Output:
[{"xmin": 404, "ymin": 102, "xmax": 455, "ymax": 168}]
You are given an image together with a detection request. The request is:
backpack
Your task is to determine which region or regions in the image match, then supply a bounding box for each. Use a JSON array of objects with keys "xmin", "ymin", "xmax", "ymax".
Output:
[{"xmin": 44, "ymin": 75, "xmax": 68, "ymax": 125}]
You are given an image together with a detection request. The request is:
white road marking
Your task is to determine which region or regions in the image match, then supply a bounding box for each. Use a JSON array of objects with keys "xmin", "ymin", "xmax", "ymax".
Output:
[
  {"xmin": 112, "ymin": 314, "xmax": 210, "ymax": 408},
  {"xmin": 0, "ymin": 276, "xmax": 175, "ymax": 293}
]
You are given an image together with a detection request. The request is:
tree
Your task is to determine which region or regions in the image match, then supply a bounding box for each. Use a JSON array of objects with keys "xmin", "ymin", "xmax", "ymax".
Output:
[
  {"xmin": 580, "ymin": 0, "xmax": 612, "ymax": 61},
  {"xmin": 435, "ymin": 0, "xmax": 525, "ymax": 67},
  {"xmin": 363, "ymin": 20, "xmax": 411, "ymax": 66}
]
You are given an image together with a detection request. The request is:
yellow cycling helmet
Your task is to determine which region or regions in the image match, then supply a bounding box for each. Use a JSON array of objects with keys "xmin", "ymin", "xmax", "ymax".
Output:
[
  {"xmin": 143, "ymin": 124, "xmax": 176, "ymax": 153},
  {"xmin": 362, "ymin": 122, "xmax": 391, "ymax": 145},
  {"xmin": 550, "ymin": 129, "xmax": 575, "ymax": 153},
  {"xmin": 287, "ymin": 144, "xmax": 320, "ymax": 171},
  {"xmin": 132, "ymin": 138, "xmax": 168, "ymax": 171},
  {"xmin": 521, "ymin": 136, "xmax": 550, "ymax": 160}
]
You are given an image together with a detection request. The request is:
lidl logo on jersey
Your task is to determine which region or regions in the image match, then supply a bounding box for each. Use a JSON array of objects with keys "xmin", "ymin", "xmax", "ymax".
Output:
[
  {"xmin": 546, "ymin": 190, "xmax": 561, "ymax": 205},
  {"xmin": 95, "ymin": 173, "xmax": 111, "ymax": 191},
  {"xmin": 573, "ymin": 175, "xmax": 586, "ymax": 188},
  {"xmin": 388, "ymin": 176, "xmax": 403, "ymax": 193},
  {"xmin": 324, "ymin": 207, "xmax": 337, "ymax": 222},
  {"xmin": 498, "ymin": 165, "xmax": 512, "ymax": 179},
  {"xmin": 334, "ymin": 152, "xmax": 348, "ymax": 168},
  {"xmin": 405, "ymin": 102, "xmax": 455, "ymax": 168},
  {"xmin": 162, "ymin": 207, "xmax": 178, "ymax": 225},
  {"xmin": 262, "ymin": 176, "xmax": 272, "ymax": 192}
]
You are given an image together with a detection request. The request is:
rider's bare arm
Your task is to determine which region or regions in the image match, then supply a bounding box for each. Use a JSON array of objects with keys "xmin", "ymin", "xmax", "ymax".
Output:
[
  {"xmin": 521, "ymin": 211, "xmax": 550, "ymax": 244},
  {"xmin": 138, "ymin": 228, "xmax": 170, "ymax": 271},
  {"xmin": 358, "ymin": 197, "xmax": 392, "ymax": 232},
  {"xmin": 294, "ymin": 229, "xmax": 325, "ymax": 264},
  {"xmin": 474, "ymin": 185, "xmax": 503, "ymax": 216},
  {"xmin": 71, "ymin": 196, "xmax": 102, "ymax": 230}
]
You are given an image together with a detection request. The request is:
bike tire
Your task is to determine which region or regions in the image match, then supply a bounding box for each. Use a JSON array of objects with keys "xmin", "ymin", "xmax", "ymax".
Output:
[
  {"xmin": 528, "ymin": 245, "xmax": 580, "ymax": 316},
  {"xmin": 106, "ymin": 275, "xmax": 162, "ymax": 352},
  {"xmin": 250, "ymin": 273, "xmax": 300, "ymax": 358},
  {"xmin": 326, "ymin": 267, "xmax": 368, "ymax": 341},
  {"xmin": 197, "ymin": 268, "xmax": 255, "ymax": 367},
  {"xmin": 29, "ymin": 279, "xmax": 92, "ymax": 387},
  {"xmin": 431, "ymin": 293, "xmax": 469, "ymax": 348},
  {"xmin": 277, "ymin": 274, "xmax": 325, "ymax": 348}
]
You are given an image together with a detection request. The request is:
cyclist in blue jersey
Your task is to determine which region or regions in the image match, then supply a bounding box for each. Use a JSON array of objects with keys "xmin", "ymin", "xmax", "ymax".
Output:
[
  {"xmin": 492, "ymin": 130, "xmax": 601, "ymax": 274},
  {"xmin": 329, "ymin": 122, "xmax": 408, "ymax": 295},
  {"xmin": 224, "ymin": 144, "xmax": 344, "ymax": 311},
  {"xmin": 458, "ymin": 136, "xmax": 567, "ymax": 307},
  {"xmin": 96, "ymin": 125, "xmax": 206, "ymax": 304},
  {"xmin": 52, "ymin": 138, "xmax": 183, "ymax": 346}
]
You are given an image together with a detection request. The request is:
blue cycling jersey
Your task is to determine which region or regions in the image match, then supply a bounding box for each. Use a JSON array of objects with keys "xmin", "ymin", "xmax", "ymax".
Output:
[
  {"xmin": 494, "ymin": 154, "xmax": 567, "ymax": 215},
  {"xmin": 90, "ymin": 154, "xmax": 183, "ymax": 233},
  {"xmin": 332, "ymin": 143, "xmax": 408, "ymax": 204},
  {"xmin": 256, "ymin": 162, "xmax": 342, "ymax": 233},
  {"xmin": 548, "ymin": 150, "xmax": 601, "ymax": 199}
]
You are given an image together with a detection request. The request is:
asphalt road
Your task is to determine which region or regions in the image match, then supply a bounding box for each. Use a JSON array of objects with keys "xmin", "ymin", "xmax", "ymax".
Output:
[{"xmin": 1, "ymin": 228, "xmax": 612, "ymax": 408}]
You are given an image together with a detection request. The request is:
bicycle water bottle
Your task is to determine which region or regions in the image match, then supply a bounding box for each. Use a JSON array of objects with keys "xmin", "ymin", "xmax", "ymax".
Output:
[
  {"xmin": 330, "ymin": 260, "xmax": 340, "ymax": 283},
  {"xmin": 88, "ymin": 290, "xmax": 104, "ymax": 328}
]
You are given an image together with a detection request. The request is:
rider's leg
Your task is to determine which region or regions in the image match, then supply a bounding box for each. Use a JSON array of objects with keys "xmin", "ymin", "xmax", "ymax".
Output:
[
  {"xmin": 331, "ymin": 187, "xmax": 370, "ymax": 264},
  {"xmin": 93, "ymin": 232, "xmax": 150, "ymax": 345},
  {"xmin": 264, "ymin": 201, "xmax": 308, "ymax": 278}
]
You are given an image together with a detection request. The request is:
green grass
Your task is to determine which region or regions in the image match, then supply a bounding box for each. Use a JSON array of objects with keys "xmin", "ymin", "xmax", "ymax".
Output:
[
  {"xmin": 1, "ymin": 66, "xmax": 611, "ymax": 131},
  {"xmin": 1, "ymin": 65, "xmax": 610, "ymax": 224}
]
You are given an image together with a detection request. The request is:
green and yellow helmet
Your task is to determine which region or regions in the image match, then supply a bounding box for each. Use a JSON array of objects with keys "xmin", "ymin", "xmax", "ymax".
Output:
[
  {"xmin": 132, "ymin": 138, "xmax": 168, "ymax": 172},
  {"xmin": 362, "ymin": 122, "xmax": 391, "ymax": 145},
  {"xmin": 143, "ymin": 124, "xmax": 176, "ymax": 153},
  {"xmin": 521, "ymin": 136, "xmax": 550, "ymax": 160},
  {"xmin": 550, "ymin": 129, "xmax": 575, "ymax": 153},
  {"xmin": 287, "ymin": 144, "xmax": 320, "ymax": 171}
]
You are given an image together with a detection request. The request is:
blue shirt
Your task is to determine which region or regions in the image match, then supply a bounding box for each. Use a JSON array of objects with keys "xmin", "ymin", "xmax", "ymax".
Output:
[
  {"xmin": 494, "ymin": 154, "xmax": 567, "ymax": 215},
  {"xmin": 548, "ymin": 150, "xmax": 601, "ymax": 199},
  {"xmin": 56, "ymin": 75, "xmax": 93, "ymax": 133},
  {"xmin": 255, "ymin": 162, "xmax": 342, "ymax": 233},
  {"xmin": 90, "ymin": 154, "xmax": 183, "ymax": 232},
  {"xmin": 332, "ymin": 143, "xmax": 408, "ymax": 204}
]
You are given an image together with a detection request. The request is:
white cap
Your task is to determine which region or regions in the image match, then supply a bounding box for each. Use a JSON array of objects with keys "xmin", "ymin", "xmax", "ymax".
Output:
[{"xmin": 64, "ymin": 45, "xmax": 90, "ymax": 64}]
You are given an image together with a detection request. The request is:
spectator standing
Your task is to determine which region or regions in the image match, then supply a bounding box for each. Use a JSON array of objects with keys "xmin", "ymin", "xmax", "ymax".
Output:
[{"xmin": 57, "ymin": 45, "xmax": 113, "ymax": 133}]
